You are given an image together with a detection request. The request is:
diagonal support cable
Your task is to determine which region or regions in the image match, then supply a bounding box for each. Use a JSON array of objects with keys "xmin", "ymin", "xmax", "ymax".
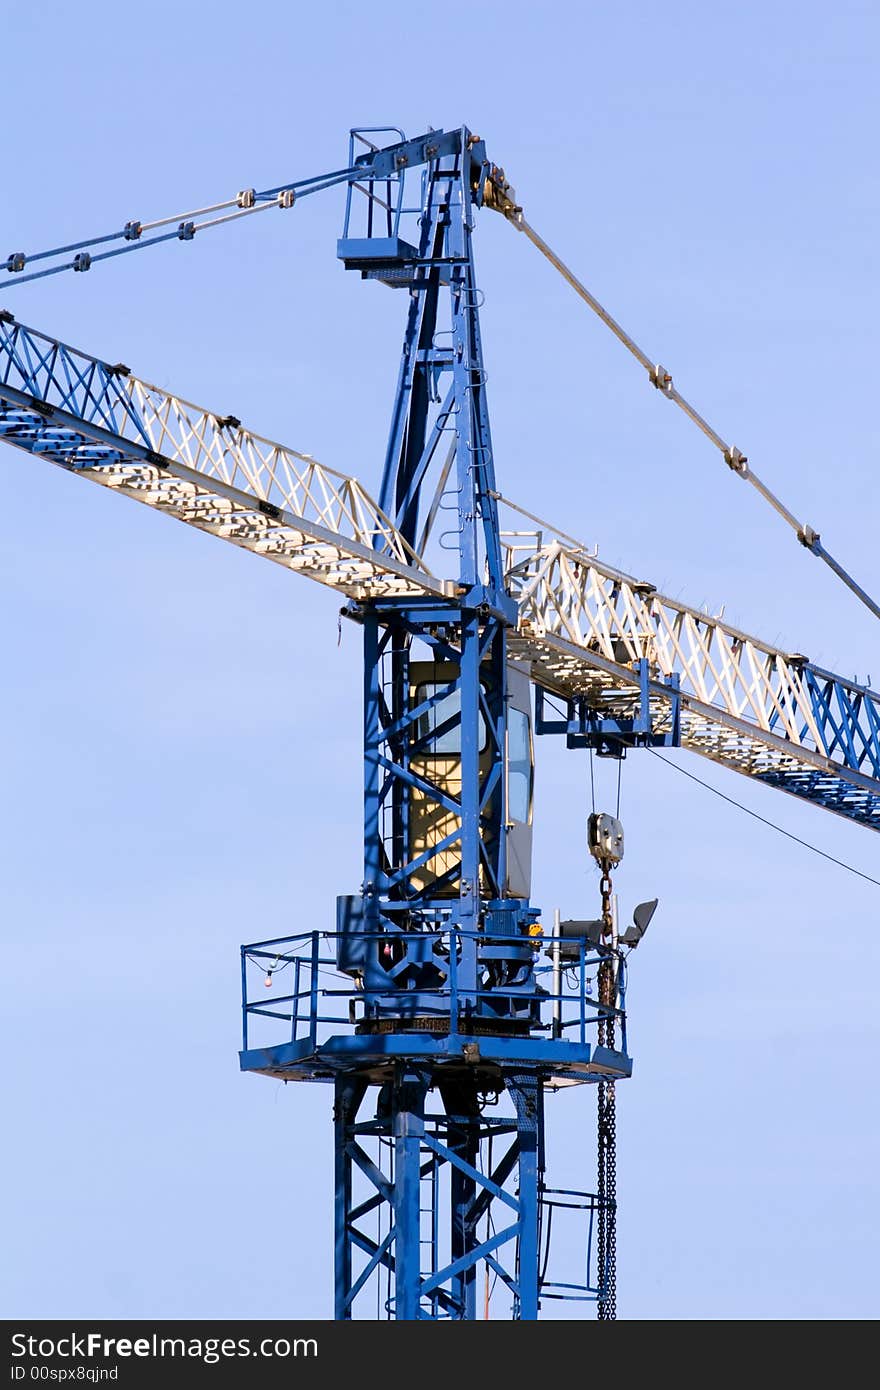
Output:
[{"xmin": 487, "ymin": 180, "xmax": 879, "ymax": 624}]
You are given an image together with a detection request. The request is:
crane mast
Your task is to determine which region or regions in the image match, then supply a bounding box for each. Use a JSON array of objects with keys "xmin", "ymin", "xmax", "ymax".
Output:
[
  {"xmin": 2, "ymin": 125, "xmax": 878, "ymax": 1320},
  {"xmin": 314, "ymin": 126, "xmax": 627, "ymax": 1319}
]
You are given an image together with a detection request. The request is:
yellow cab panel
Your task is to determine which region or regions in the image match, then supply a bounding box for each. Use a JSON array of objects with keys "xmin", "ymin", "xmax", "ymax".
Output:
[{"xmin": 407, "ymin": 659, "xmax": 533, "ymax": 898}]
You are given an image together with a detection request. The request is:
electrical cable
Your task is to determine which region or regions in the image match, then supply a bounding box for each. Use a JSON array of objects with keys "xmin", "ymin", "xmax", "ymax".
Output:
[{"xmin": 649, "ymin": 749, "xmax": 880, "ymax": 887}]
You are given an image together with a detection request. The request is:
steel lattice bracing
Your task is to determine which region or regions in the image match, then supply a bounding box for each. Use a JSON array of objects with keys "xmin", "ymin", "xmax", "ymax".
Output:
[
  {"xmin": 1, "ymin": 310, "xmax": 878, "ymax": 831},
  {"xmin": 330, "ymin": 130, "xmax": 548, "ymax": 1319},
  {"xmin": 240, "ymin": 926, "xmax": 625, "ymax": 1318},
  {"xmin": 502, "ymin": 536, "xmax": 880, "ymax": 828},
  {"xmin": 0, "ymin": 315, "xmax": 445, "ymax": 602},
  {"xmin": 3, "ymin": 121, "xmax": 879, "ymax": 1324}
]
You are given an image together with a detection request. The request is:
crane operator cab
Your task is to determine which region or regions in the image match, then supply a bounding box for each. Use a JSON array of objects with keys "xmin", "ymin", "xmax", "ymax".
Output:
[
  {"xmin": 408, "ymin": 658, "xmax": 534, "ymax": 899},
  {"xmin": 336, "ymin": 657, "xmax": 537, "ymax": 1030}
]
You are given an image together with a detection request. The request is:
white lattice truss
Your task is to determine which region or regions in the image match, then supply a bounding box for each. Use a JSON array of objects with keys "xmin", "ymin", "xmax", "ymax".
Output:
[
  {"xmin": 502, "ymin": 537, "xmax": 878, "ymax": 814},
  {"xmin": 2, "ymin": 360, "xmax": 877, "ymax": 821},
  {"xmin": 108, "ymin": 376, "xmax": 449, "ymax": 601}
]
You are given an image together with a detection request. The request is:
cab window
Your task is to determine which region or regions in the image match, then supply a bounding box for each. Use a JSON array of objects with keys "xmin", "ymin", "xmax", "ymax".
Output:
[
  {"xmin": 507, "ymin": 708, "xmax": 532, "ymax": 823},
  {"xmin": 414, "ymin": 684, "xmax": 486, "ymax": 755}
]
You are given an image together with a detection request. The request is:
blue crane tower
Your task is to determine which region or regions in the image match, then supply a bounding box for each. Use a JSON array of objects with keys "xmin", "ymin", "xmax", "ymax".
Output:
[{"xmin": 2, "ymin": 125, "xmax": 879, "ymax": 1320}]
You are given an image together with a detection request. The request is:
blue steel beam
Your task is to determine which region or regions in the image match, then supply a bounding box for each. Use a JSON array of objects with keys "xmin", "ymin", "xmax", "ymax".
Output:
[{"xmin": 332, "ymin": 127, "xmax": 554, "ymax": 1319}]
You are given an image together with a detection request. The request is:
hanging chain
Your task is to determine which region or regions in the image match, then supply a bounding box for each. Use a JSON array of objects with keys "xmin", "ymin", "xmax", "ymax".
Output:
[{"xmin": 597, "ymin": 867, "xmax": 617, "ymax": 1321}]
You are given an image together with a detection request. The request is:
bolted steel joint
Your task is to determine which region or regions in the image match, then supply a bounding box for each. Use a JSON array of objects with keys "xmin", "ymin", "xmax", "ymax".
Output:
[
  {"xmin": 724, "ymin": 445, "xmax": 749, "ymax": 476},
  {"xmin": 649, "ymin": 363, "xmax": 673, "ymax": 394}
]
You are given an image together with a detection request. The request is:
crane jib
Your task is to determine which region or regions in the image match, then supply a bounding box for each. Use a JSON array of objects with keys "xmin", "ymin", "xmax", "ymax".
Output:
[
  {"xmin": 2, "ymin": 123, "xmax": 878, "ymax": 1323},
  {"xmin": 0, "ymin": 310, "xmax": 878, "ymax": 832}
]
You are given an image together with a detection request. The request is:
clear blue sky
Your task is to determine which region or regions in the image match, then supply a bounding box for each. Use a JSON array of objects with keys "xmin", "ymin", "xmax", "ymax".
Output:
[{"xmin": 2, "ymin": 0, "xmax": 878, "ymax": 1320}]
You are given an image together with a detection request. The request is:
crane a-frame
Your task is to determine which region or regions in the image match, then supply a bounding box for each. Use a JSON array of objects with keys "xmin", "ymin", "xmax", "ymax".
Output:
[{"xmin": 2, "ymin": 125, "xmax": 878, "ymax": 1320}]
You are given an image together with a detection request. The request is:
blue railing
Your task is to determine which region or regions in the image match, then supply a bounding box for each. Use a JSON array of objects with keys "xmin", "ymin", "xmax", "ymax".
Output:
[{"xmin": 241, "ymin": 928, "xmax": 627, "ymax": 1057}]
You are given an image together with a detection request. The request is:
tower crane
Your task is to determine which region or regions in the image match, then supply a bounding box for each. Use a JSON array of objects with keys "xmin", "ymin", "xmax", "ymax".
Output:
[{"xmin": 2, "ymin": 125, "xmax": 878, "ymax": 1321}]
